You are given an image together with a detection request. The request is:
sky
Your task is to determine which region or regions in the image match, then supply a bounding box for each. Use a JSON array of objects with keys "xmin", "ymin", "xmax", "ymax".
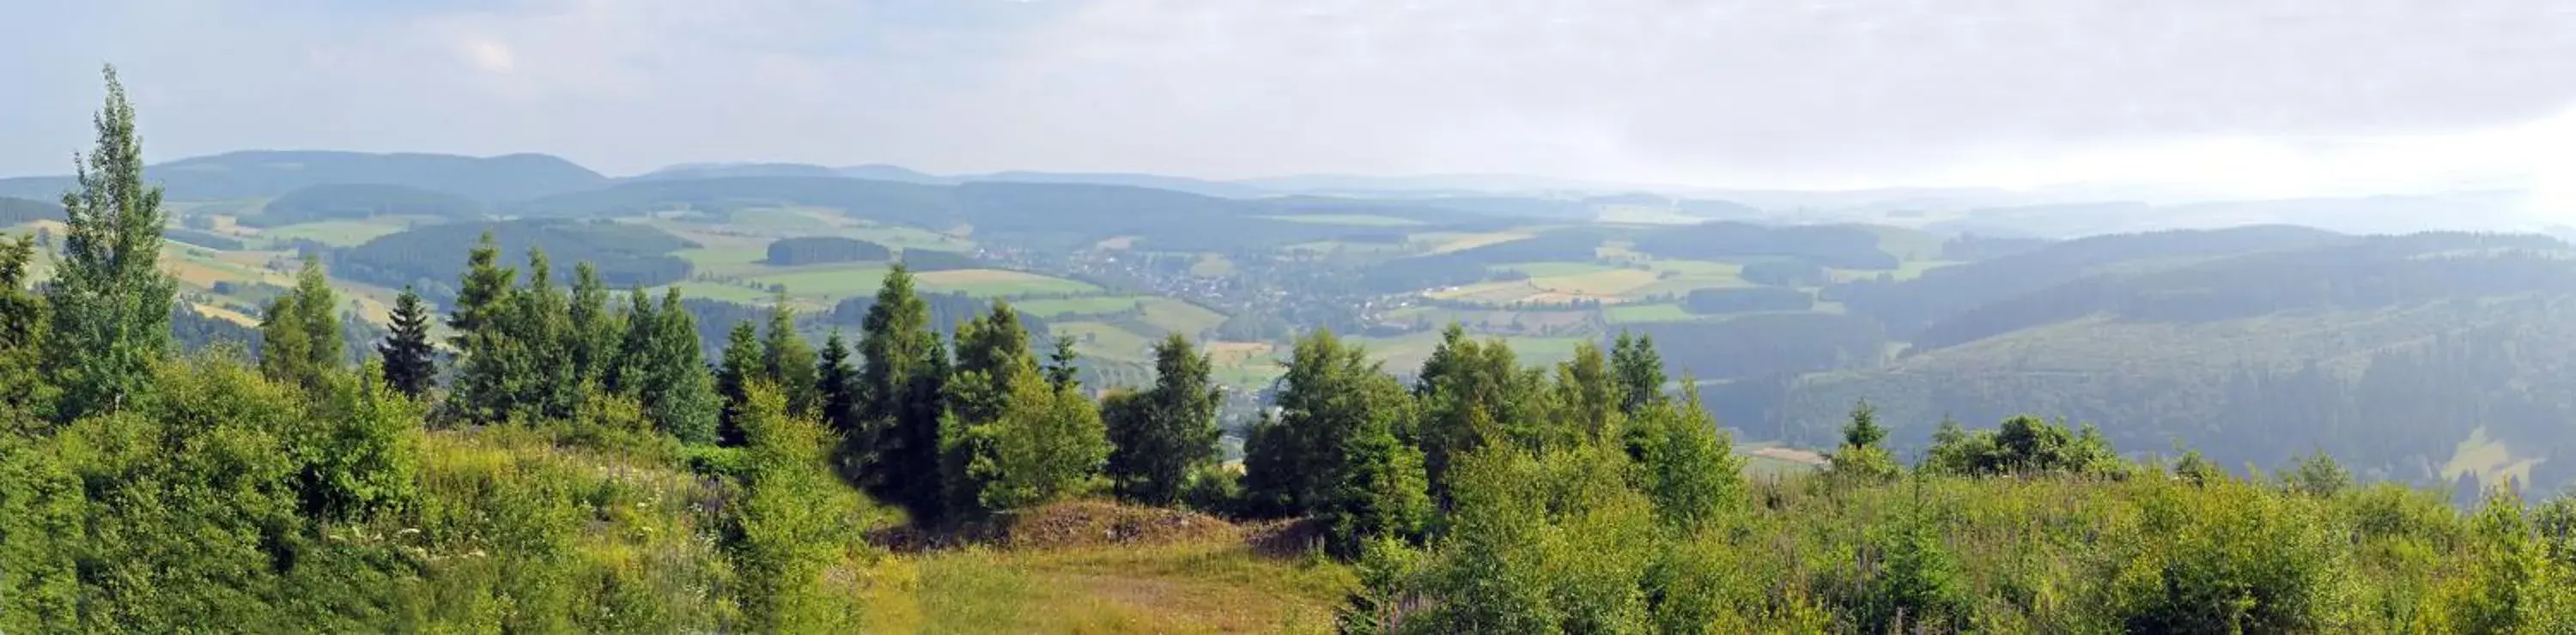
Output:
[{"xmin": 4, "ymin": 0, "xmax": 2576, "ymax": 200}]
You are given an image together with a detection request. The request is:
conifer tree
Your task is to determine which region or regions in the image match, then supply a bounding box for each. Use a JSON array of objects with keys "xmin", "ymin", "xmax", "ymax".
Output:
[
  {"xmin": 292, "ymin": 255, "xmax": 343, "ymax": 371},
  {"xmin": 761, "ymin": 292, "xmax": 820, "ymax": 418},
  {"xmin": 566, "ymin": 262, "xmax": 617, "ymax": 387},
  {"xmin": 1104, "ymin": 334, "xmax": 1223, "ymax": 506},
  {"xmin": 258, "ymin": 293, "xmax": 312, "ymax": 385},
  {"xmin": 1044, "ymin": 336, "xmax": 1081, "ymax": 391},
  {"xmin": 1242, "ymin": 330, "xmax": 1421, "ymax": 522},
  {"xmin": 514, "ymin": 248, "xmax": 576, "ymax": 420},
  {"xmin": 718, "ymin": 320, "xmax": 763, "ymax": 446},
  {"xmin": 855, "ymin": 264, "xmax": 951, "ymax": 521},
  {"xmin": 940, "ymin": 300, "xmax": 1039, "ymax": 517},
  {"xmin": 376, "ymin": 287, "xmax": 438, "ymax": 398},
  {"xmin": 816, "ymin": 329, "xmax": 858, "ymax": 438},
  {"xmin": 44, "ymin": 65, "xmax": 176, "ymax": 422},
  {"xmin": 444, "ymin": 233, "xmax": 518, "ymax": 422},
  {"xmin": 1552, "ymin": 342, "xmax": 1620, "ymax": 446},
  {"xmin": 1610, "ymin": 330, "xmax": 1667, "ymax": 416},
  {"xmin": 605, "ymin": 286, "xmax": 656, "ymax": 395}
]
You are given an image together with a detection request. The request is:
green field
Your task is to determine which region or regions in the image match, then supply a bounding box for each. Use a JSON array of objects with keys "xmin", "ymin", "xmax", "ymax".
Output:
[
  {"xmin": 1354, "ymin": 330, "xmax": 1594, "ymax": 374},
  {"xmin": 917, "ymin": 269, "xmax": 1100, "ymax": 297},
  {"xmin": 672, "ymin": 246, "xmax": 775, "ymax": 275},
  {"xmin": 1134, "ymin": 297, "xmax": 1227, "ymax": 336},
  {"xmin": 1606, "ymin": 303, "xmax": 1696, "ymax": 324},
  {"xmin": 1261, "ymin": 214, "xmax": 1425, "ymax": 227},
  {"xmin": 257, "ymin": 220, "xmax": 408, "ymax": 246},
  {"xmin": 745, "ymin": 264, "xmax": 896, "ymax": 299},
  {"xmin": 1014, "ymin": 295, "xmax": 1148, "ymax": 317},
  {"xmin": 1492, "ymin": 261, "xmax": 1617, "ymax": 277}
]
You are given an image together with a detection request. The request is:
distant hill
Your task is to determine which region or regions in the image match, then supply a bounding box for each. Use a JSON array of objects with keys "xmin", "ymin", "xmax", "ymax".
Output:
[
  {"xmin": 629, "ymin": 162, "xmax": 845, "ymax": 182},
  {"xmin": 965, "ymin": 171, "xmax": 1273, "ymax": 198},
  {"xmin": 337, "ymin": 219, "xmax": 698, "ymax": 298},
  {"xmin": 1832, "ymin": 225, "xmax": 2348, "ymax": 337},
  {"xmin": 0, "ymin": 150, "xmax": 605, "ymax": 202},
  {"xmin": 1710, "ymin": 230, "xmax": 2576, "ymax": 493},
  {"xmin": 247, "ymin": 184, "xmax": 491, "ymax": 227}
]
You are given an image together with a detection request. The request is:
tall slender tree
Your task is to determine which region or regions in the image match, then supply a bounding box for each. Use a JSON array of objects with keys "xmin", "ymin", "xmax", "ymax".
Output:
[
  {"xmin": 1044, "ymin": 336, "xmax": 1081, "ymax": 391},
  {"xmin": 377, "ymin": 287, "xmax": 438, "ymax": 397},
  {"xmin": 44, "ymin": 65, "xmax": 177, "ymax": 422},
  {"xmin": 257, "ymin": 257, "xmax": 340, "ymax": 388},
  {"xmin": 718, "ymin": 320, "xmax": 763, "ymax": 446},
  {"xmin": 761, "ymin": 292, "xmax": 821, "ymax": 418},
  {"xmin": 566, "ymin": 262, "xmax": 617, "ymax": 388},
  {"xmin": 0, "ymin": 235, "xmax": 50, "ymax": 421},
  {"xmin": 1610, "ymin": 330, "xmax": 1666, "ymax": 416},
  {"xmin": 855, "ymin": 264, "xmax": 951, "ymax": 521},
  {"xmin": 514, "ymin": 248, "xmax": 576, "ymax": 420},
  {"xmin": 816, "ymin": 329, "xmax": 858, "ymax": 438}
]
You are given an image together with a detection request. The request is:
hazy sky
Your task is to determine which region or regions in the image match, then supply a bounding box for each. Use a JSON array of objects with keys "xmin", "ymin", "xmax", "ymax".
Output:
[{"xmin": 5, "ymin": 0, "xmax": 2575, "ymax": 197}]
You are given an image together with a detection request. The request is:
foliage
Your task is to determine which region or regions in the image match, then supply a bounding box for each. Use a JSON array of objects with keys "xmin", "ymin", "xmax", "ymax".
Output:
[
  {"xmin": 246, "ymin": 183, "xmax": 490, "ymax": 227},
  {"xmin": 1103, "ymin": 334, "xmax": 1224, "ymax": 506},
  {"xmin": 43, "ymin": 66, "xmax": 177, "ymax": 425},
  {"xmin": 764, "ymin": 235, "xmax": 891, "ymax": 265},
  {"xmin": 375, "ymin": 287, "xmax": 437, "ymax": 397}
]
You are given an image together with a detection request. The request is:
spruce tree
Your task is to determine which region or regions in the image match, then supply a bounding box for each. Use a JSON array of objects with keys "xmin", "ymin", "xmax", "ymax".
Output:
[
  {"xmin": 513, "ymin": 248, "xmax": 576, "ymax": 420},
  {"xmin": 1242, "ymin": 330, "xmax": 1419, "ymax": 520},
  {"xmin": 604, "ymin": 286, "xmax": 656, "ymax": 395},
  {"xmin": 816, "ymin": 329, "xmax": 858, "ymax": 438},
  {"xmin": 939, "ymin": 300, "xmax": 1039, "ymax": 517},
  {"xmin": 1103, "ymin": 334, "xmax": 1223, "ymax": 506},
  {"xmin": 717, "ymin": 320, "xmax": 763, "ymax": 446},
  {"xmin": 855, "ymin": 264, "xmax": 951, "ymax": 522},
  {"xmin": 760, "ymin": 292, "xmax": 820, "ymax": 418},
  {"xmin": 377, "ymin": 287, "xmax": 438, "ymax": 398},
  {"xmin": 444, "ymin": 233, "xmax": 519, "ymax": 422},
  {"xmin": 44, "ymin": 65, "xmax": 177, "ymax": 422},
  {"xmin": 1044, "ymin": 336, "xmax": 1081, "ymax": 391}
]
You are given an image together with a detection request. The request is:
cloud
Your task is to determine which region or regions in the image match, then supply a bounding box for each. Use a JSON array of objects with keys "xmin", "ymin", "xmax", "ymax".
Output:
[{"xmin": 1, "ymin": 0, "xmax": 2573, "ymax": 194}]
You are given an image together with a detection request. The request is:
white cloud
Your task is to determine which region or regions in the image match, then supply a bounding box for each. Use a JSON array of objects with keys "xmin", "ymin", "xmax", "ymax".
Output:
[{"xmin": 458, "ymin": 37, "xmax": 517, "ymax": 74}]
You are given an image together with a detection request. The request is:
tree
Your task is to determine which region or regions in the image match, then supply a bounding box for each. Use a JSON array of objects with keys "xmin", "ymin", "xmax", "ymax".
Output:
[
  {"xmin": 44, "ymin": 65, "xmax": 177, "ymax": 423},
  {"xmin": 512, "ymin": 248, "xmax": 577, "ymax": 420},
  {"xmin": 731, "ymin": 381, "xmax": 870, "ymax": 632},
  {"xmin": 761, "ymin": 293, "xmax": 821, "ymax": 419},
  {"xmin": 717, "ymin": 320, "xmax": 762, "ymax": 446},
  {"xmin": 1637, "ymin": 383, "xmax": 1742, "ymax": 531},
  {"xmin": 1241, "ymin": 330, "xmax": 1420, "ymax": 529},
  {"xmin": 971, "ymin": 372, "xmax": 1111, "ymax": 511},
  {"xmin": 1413, "ymin": 325, "xmax": 1550, "ymax": 506},
  {"xmin": 258, "ymin": 257, "xmax": 341, "ymax": 388},
  {"xmin": 0, "ymin": 235, "xmax": 49, "ymax": 422},
  {"xmin": 377, "ymin": 287, "xmax": 438, "ymax": 398},
  {"xmin": 816, "ymin": 329, "xmax": 858, "ymax": 438},
  {"xmin": 855, "ymin": 264, "xmax": 951, "ymax": 522},
  {"xmin": 1610, "ymin": 330, "xmax": 1667, "ymax": 416},
  {"xmin": 1552, "ymin": 342, "xmax": 1619, "ymax": 445},
  {"xmin": 1044, "ymin": 336, "xmax": 1081, "ymax": 391},
  {"xmin": 1842, "ymin": 399, "xmax": 1886, "ymax": 450},
  {"xmin": 565, "ymin": 262, "xmax": 618, "ymax": 388},
  {"xmin": 1103, "ymin": 334, "xmax": 1224, "ymax": 505},
  {"xmin": 443, "ymin": 233, "xmax": 518, "ymax": 423},
  {"xmin": 647, "ymin": 287, "xmax": 720, "ymax": 444}
]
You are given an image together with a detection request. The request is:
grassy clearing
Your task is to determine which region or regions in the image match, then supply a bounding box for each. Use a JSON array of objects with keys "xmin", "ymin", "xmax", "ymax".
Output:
[
  {"xmin": 1430, "ymin": 268, "xmax": 1661, "ymax": 305},
  {"xmin": 1606, "ymin": 303, "xmax": 1697, "ymax": 324},
  {"xmin": 849, "ymin": 224, "xmax": 973, "ymax": 252},
  {"xmin": 1136, "ymin": 298, "xmax": 1226, "ymax": 336},
  {"xmin": 916, "ymin": 269, "xmax": 1100, "ymax": 297},
  {"xmin": 1412, "ymin": 230, "xmax": 1534, "ymax": 255},
  {"xmin": 673, "ymin": 246, "xmax": 776, "ymax": 276},
  {"xmin": 1356, "ymin": 330, "xmax": 1593, "ymax": 373},
  {"xmin": 673, "ymin": 281, "xmax": 790, "ymax": 305},
  {"xmin": 872, "ymin": 518, "xmax": 1347, "ymax": 634},
  {"xmin": 256, "ymin": 220, "xmax": 409, "ymax": 246},
  {"xmin": 2440, "ymin": 426, "xmax": 2542, "ymax": 490},
  {"xmin": 1261, "ymin": 214, "xmax": 1425, "ymax": 227},
  {"xmin": 748, "ymin": 264, "xmax": 896, "ymax": 299}
]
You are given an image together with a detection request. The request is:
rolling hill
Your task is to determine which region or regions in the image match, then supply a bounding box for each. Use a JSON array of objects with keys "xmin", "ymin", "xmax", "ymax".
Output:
[{"xmin": 0, "ymin": 150, "xmax": 605, "ymax": 202}]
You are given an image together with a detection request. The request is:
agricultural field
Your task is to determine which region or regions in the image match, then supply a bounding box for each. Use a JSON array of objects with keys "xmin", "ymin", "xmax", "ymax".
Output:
[
  {"xmin": 1429, "ymin": 267, "xmax": 1661, "ymax": 305},
  {"xmin": 1410, "ymin": 230, "xmax": 1534, "ymax": 255},
  {"xmin": 1381, "ymin": 305, "xmax": 1595, "ymax": 336},
  {"xmin": 1352, "ymin": 330, "xmax": 1593, "ymax": 374},
  {"xmin": 671, "ymin": 245, "xmax": 774, "ymax": 276},
  {"xmin": 1188, "ymin": 253, "xmax": 1232, "ymax": 277},
  {"xmin": 2440, "ymin": 426, "xmax": 2541, "ymax": 492},
  {"xmin": 916, "ymin": 269, "xmax": 1100, "ymax": 297},
  {"xmin": 254, "ymin": 220, "xmax": 410, "ymax": 246},
  {"xmin": 1134, "ymin": 297, "xmax": 1226, "ymax": 336},
  {"xmin": 1828, "ymin": 258, "xmax": 1962, "ymax": 282},
  {"xmin": 1491, "ymin": 261, "xmax": 1619, "ymax": 277},
  {"xmin": 745, "ymin": 264, "xmax": 896, "ymax": 299},
  {"xmin": 1014, "ymin": 295, "xmax": 1150, "ymax": 317}
]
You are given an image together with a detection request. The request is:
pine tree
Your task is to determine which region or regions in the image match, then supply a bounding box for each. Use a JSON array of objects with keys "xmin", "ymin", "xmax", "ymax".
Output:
[
  {"xmin": 761, "ymin": 292, "xmax": 821, "ymax": 418},
  {"xmin": 816, "ymin": 329, "xmax": 858, "ymax": 438},
  {"xmin": 377, "ymin": 287, "xmax": 438, "ymax": 398},
  {"xmin": 43, "ymin": 65, "xmax": 177, "ymax": 423},
  {"xmin": 604, "ymin": 286, "xmax": 656, "ymax": 395},
  {"xmin": 855, "ymin": 264, "xmax": 951, "ymax": 522},
  {"xmin": 717, "ymin": 320, "xmax": 763, "ymax": 446},
  {"xmin": 940, "ymin": 299, "xmax": 1040, "ymax": 517},
  {"xmin": 1104, "ymin": 334, "xmax": 1223, "ymax": 506},
  {"xmin": 258, "ymin": 257, "xmax": 342, "ymax": 389}
]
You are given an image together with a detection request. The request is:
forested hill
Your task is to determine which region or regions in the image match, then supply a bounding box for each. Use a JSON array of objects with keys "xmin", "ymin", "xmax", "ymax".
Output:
[{"xmin": 0, "ymin": 150, "xmax": 605, "ymax": 201}]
